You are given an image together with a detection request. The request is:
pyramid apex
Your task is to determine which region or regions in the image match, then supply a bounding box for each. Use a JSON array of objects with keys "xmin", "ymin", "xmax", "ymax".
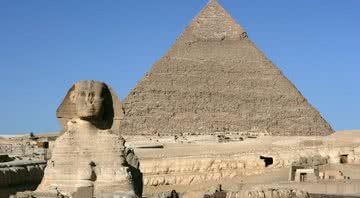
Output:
[
  {"xmin": 207, "ymin": 0, "xmax": 220, "ymax": 6},
  {"xmin": 182, "ymin": 0, "xmax": 246, "ymax": 41}
]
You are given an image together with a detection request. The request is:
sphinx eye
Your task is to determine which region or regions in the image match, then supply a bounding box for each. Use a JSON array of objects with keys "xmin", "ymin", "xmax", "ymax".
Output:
[
  {"xmin": 85, "ymin": 92, "xmax": 96, "ymax": 104},
  {"xmin": 80, "ymin": 92, "xmax": 86, "ymax": 97}
]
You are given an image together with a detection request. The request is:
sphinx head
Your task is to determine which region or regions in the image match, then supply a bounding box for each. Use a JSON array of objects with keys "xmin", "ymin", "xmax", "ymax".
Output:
[
  {"xmin": 70, "ymin": 80, "xmax": 106, "ymax": 121},
  {"xmin": 56, "ymin": 80, "xmax": 126, "ymax": 131}
]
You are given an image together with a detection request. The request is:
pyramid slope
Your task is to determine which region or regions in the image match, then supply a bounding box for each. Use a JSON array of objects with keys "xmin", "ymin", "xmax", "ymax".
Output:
[{"xmin": 120, "ymin": 1, "xmax": 333, "ymax": 136}]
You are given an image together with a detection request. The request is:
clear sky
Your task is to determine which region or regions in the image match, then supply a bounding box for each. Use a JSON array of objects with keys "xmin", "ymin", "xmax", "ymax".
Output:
[{"xmin": 0, "ymin": 0, "xmax": 359, "ymax": 134}]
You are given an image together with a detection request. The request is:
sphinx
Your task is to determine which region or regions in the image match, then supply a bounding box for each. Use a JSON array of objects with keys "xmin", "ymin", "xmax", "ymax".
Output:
[{"xmin": 34, "ymin": 80, "xmax": 140, "ymax": 198}]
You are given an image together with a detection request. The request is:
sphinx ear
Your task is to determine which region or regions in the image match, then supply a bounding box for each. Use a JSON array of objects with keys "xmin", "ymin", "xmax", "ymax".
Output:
[{"xmin": 69, "ymin": 90, "xmax": 77, "ymax": 103}]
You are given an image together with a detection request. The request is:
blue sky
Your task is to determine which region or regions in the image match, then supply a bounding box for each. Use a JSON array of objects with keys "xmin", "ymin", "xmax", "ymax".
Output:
[{"xmin": 0, "ymin": 0, "xmax": 359, "ymax": 134}]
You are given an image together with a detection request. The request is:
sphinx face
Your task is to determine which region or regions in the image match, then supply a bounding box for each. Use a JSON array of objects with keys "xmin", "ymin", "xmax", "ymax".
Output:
[{"xmin": 71, "ymin": 81, "xmax": 105, "ymax": 120}]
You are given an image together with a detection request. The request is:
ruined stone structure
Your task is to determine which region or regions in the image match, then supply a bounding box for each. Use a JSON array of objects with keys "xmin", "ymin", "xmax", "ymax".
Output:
[
  {"xmin": 121, "ymin": 0, "xmax": 333, "ymax": 136},
  {"xmin": 128, "ymin": 131, "xmax": 360, "ymax": 197},
  {"xmin": 32, "ymin": 81, "xmax": 140, "ymax": 198},
  {"xmin": 0, "ymin": 160, "xmax": 46, "ymax": 198},
  {"xmin": 226, "ymin": 189, "xmax": 310, "ymax": 198}
]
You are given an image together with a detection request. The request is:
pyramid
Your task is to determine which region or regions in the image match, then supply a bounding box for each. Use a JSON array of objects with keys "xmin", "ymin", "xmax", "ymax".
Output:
[{"xmin": 120, "ymin": 0, "xmax": 333, "ymax": 136}]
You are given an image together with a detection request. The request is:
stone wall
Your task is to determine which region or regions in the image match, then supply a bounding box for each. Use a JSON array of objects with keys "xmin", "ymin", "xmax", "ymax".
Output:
[
  {"xmin": 0, "ymin": 160, "xmax": 46, "ymax": 198},
  {"xmin": 139, "ymin": 146, "xmax": 360, "ymax": 187}
]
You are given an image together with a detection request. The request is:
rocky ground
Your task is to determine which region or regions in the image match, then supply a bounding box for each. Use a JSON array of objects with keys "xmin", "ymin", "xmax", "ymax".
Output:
[
  {"xmin": 125, "ymin": 130, "xmax": 360, "ymax": 197},
  {"xmin": 1, "ymin": 130, "xmax": 360, "ymax": 197}
]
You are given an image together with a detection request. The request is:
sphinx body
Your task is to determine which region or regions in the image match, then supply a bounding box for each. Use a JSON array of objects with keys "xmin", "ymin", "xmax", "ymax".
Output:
[{"xmin": 36, "ymin": 80, "xmax": 139, "ymax": 197}]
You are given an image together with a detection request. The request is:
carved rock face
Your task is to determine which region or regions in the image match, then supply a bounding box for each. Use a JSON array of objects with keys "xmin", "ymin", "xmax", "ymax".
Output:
[
  {"xmin": 70, "ymin": 81, "xmax": 105, "ymax": 121},
  {"xmin": 36, "ymin": 80, "xmax": 140, "ymax": 197},
  {"xmin": 56, "ymin": 80, "xmax": 124, "ymax": 132}
]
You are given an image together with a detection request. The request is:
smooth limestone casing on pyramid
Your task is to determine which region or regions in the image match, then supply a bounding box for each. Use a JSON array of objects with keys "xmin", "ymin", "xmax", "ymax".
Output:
[{"xmin": 121, "ymin": 0, "xmax": 333, "ymax": 136}]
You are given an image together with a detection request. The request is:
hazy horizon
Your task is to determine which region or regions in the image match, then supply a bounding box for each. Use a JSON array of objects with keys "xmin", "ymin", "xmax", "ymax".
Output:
[{"xmin": 0, "ymin": 0, "xmax": 359, "ymax": 134}]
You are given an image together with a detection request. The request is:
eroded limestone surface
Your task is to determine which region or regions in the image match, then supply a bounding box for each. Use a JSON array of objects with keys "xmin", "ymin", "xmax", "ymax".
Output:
[
  {"xmin": 33, "ymin": 81, "xmax": 140, "ymax": 198},
  {"xmin": 56, "ymin": 80, "xmax": 124, "ymax": 133},
  {"xmin": 118, "ymin": 131, "xmax": 360, "ymax": 197},
  {"xmin": 227, "ymin": 188, "xmax": 310, "ymax": 198}
]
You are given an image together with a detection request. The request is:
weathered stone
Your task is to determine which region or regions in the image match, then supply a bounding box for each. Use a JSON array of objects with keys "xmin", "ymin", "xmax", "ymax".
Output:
[
  {"xmin": 157, "ymin": 190, "xmax": 180, "ymax": 198},
  {"xmin": 56, "ymin": 80, "xmax": 124, "ymax": 133},
  {"xmin": 16, "ymin": 191, "xmax": 69, "ymax": 198},
  {"xmin": 227, "ymin": 188, "xmax": 310, "ymax": 198},
  {"xmin": 35, "ymin": 80, "xmax": 141, "ymax": 197},
  {"xmin": 0, "ymin": 154, "xmax": 13, "ymax": 163},
  {"xmin": 121, "ymin": 0, "xmax": 333, "ymax": 136}
]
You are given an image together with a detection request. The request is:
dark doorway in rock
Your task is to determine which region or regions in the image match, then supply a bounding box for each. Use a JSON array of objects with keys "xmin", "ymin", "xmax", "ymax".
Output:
[
  {"xmin": 300, "ymin": 173, "xmax": 307, "ymax": 182},
  {"xmin": 260, "ymin": 156, "xmax": 273, "ymax": 167},
  {"xmin": 340, "ymin": 154, "xmax": 348, "ymax": 164},
  {"xmin": 43, "ymin": 142, "xmax": 49, "ymax": 149}
]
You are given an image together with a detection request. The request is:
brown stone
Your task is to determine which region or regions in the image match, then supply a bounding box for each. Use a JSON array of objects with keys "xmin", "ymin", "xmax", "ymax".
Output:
[
  {"xmin": 121, "ymin": 0, "xmax": 333, "ymax": 136},
  {"xmin": 36, "ymin": 80, "xmax": 140, "ymax": 197},
  {"xmin": 56, "ymin": 81, "xmax": 124, "ymax": 133}
]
